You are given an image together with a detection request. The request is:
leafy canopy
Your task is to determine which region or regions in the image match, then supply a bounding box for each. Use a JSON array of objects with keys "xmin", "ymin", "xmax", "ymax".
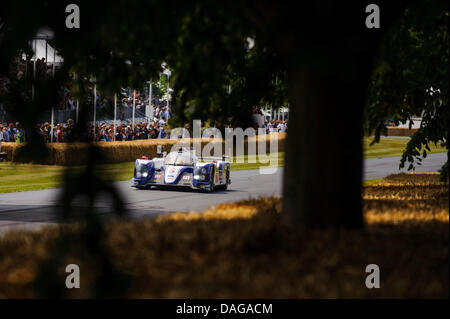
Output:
[
  {"xmin": 365, "ymin": 0, "xmax": 449, "ymax": 179},
  {"xmin": 0, "ymin": 0, "xmax": 288, "ymax": 129}
]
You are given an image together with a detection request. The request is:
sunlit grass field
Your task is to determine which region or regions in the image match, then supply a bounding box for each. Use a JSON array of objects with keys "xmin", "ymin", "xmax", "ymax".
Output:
[
  {"xmin": 364, "ymin": 137, "xmax": 446, "ymax": 158},
  {"xmin": 0, "ymin": 137, "xmax": 446, "ymax": 193}
]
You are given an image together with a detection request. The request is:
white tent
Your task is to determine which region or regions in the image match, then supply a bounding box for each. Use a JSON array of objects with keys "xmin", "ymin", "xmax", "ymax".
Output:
[
  {"xmin": 31, "ymin": 39, "xmax": 63, "ymax": 63},
  {"xmin": 24, "ymin": 28, "xmax": 64, "ymax": 63}
]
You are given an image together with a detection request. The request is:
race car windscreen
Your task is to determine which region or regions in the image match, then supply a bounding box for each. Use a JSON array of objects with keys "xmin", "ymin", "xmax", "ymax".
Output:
[{"xmin": 164, "ymin": 153, "xmax": 194, "ymax": 166}]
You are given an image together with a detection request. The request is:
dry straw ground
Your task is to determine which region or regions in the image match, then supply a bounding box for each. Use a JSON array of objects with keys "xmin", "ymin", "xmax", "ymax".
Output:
[
  {"xmin": 0, "ymin": 173, "xmax": 448, "ymax": 298},
  {"xmin": 1, "ymin": 134, "xmax": 286, "ymax": 165}
]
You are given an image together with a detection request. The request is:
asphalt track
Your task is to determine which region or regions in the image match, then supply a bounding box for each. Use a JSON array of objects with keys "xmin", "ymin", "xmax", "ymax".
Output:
[{"xmin": 0, "ymin": 152, "xmax": 446, "ymax": 234}]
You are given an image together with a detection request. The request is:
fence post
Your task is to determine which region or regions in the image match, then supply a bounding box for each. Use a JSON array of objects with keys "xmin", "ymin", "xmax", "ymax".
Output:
[
  {"xmin": 50, "ymin": 107, "xmax": 54, "ymax": 142},
  {"xmin": 93, "ymin": 84, "xmax": 97, "ymax": 140},
  {"xmin": 132, "ymin": 89, "xmax": 136, "ymax": 140},
  {"xmin": 76, "ymin": 100, "xmax": 79, "ymax": 123},
  {"xmin": 114, "ymin": 93, "xmax": 117, "ymax": 142}
]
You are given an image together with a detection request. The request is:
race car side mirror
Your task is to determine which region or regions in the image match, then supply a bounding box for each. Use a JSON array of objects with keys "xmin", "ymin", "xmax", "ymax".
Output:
[{"xmin": 157, "ymin": 145, "xmax": 163, "ymax": 155}]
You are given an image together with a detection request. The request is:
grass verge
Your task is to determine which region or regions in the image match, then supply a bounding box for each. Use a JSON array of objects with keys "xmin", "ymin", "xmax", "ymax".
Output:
[
  {"xmin": 364, "ymin": 178, "xmax": 384, "ymax": 186},
  {"xmin": 364, "ymin": 137, "xmax": 446, "ymax": 158}
]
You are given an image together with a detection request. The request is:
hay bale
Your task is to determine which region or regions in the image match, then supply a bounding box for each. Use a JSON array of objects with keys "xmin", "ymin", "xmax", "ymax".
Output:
[
  {"xmin": 386, "ymin": 127, "xmax": 418, "ymax": 137},
  {"xmin": 367, "ymin": 127, "xmax": 418, "ymax": 137},
  {"xmin": 0, "ymin": 142, "xmax": 18, "ymax": 162},
  {"xmin": 4, "ymin": 133, "xmax": 286, "ymax": 165}
]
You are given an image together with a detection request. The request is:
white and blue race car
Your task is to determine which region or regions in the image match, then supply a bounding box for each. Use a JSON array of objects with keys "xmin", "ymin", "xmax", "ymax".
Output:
[{"xmin": 132, "ymin": 148, "xmax": 231, "ymax": 192}]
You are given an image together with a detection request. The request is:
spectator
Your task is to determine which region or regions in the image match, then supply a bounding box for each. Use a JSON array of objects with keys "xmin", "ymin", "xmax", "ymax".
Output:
[
  {"xmin": 57, "ymin": 126, "xmax": 65, "ymax": 143},
  {"xmin": 15, "ymin": 125, "xmax": 26, "ymax": 143},
  {"xmin": 8, "ymin": 123, "xmax": 17, "ymax": 142},
  {"xmin": 2, "ymin": 126, "xmax": 10, "ymax": 142}
]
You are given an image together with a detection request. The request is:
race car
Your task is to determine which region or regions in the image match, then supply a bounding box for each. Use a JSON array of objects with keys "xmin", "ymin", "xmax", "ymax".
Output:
[{"xmin": 132, "ymin": 148, "xmax": 231, "ymax": 192}]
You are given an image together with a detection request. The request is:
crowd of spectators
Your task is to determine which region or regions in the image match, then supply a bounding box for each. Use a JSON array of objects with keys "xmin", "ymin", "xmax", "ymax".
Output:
[
  {"xmin": 1, "ymin": 71, "xmax": 286, "ymax": 144},
  {"xmin": 0, "ymin": 120, "xmax": 170, "ymax": 144},
  {"xmin": 1, "ymin": 118, "xmax": 286, "ymax": 144},
  {"xmin": 0, "ymin": 83, "xmax": 175, "ymax": 143},
  {"xmin": 0, "ymin": 122, "xmax": 26, "ymax": 143},
  {"xmin": 0, "ymin": 57, "xmax": 178, "ymax": 143},
  {"xmin": 57, "ymin": 84, "xmax": 173, "ymax": 126},
  {"xmin": 116, "ymin": 90, "xmax": 171, "ymax": 122},
  {"xmin": 2, "ymin": 58, "xmax": 289, "ymax": 143},
  {"xmin": 252, "ymin": 106, "xmax": 288, "ymax": 133},
  {"xmin": 265, "ymin": 119, "xmax": 288, "ymax": 133},
  {"xmin": 12, "ymin": 57, "xmax": 56, "ymax": 82},
  {"xmin": 88, "ymin": 121, "xmax": 169, "ymax": 142}
]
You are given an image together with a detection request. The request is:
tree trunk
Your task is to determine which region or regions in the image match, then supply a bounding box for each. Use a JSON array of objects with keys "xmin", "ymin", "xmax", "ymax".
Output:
[
  {"xmin": 282, "ymin": 63, "xmax": 370, "ymax": 232},
  {"xmin": 275, "ymin": 2, "xmax": 406, "ymax": 233}
]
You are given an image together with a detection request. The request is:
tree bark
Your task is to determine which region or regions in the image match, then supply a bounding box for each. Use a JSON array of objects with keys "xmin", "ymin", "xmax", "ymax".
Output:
[
  {"xmin": 272, "ymin": 0, "xmax": 409, "ymax": 233},
  {"xmin": 247, "ymin": 1, "xmax": 407, "ymax": 233},
  {"xmin": 282, "ymin": 64, "xmax": 368, "ymax": 231}
]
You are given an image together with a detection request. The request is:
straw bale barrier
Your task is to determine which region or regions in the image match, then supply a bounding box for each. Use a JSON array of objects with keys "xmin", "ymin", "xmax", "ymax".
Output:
[
  {"xmin": 385, "ymin": 127, "xmax": 418, "ymax": 136},
  {"xmin": 1, "ymin": 133, "xmax": 286, "ymax": 165},
  {"xmin": 368, "ymin": 127, "xmax": 419, "ymax": 137}
]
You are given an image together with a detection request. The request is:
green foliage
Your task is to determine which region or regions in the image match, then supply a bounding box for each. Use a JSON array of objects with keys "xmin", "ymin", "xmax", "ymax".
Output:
[
  {"xmin": 154, "ymin": 74, "xmax": 169, "ymax": 98},
  {"xmin": 365, "ymin": 0, "xmax": 449, "ymax": 178},
  {"xmin": 0, "ymin": 1, "xmax": 289, "ymax": 129}
]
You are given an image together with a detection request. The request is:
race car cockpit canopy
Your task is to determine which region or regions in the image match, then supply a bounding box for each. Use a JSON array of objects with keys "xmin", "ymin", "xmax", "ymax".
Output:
[{"xmin": 164, "ymin": 151, "xmax": 197, "ymax": 166}]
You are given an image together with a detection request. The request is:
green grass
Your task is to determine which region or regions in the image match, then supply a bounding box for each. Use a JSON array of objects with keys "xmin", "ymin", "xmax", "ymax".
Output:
[
  {"xmin": 363, "ymin": 178, "xmax": 384, "ymax": 186},
  {"xmin": 0, "ymin": 137, "xmax": 446, "ymax": 193},
  {"xmin": 364, "ymin": 137, "xmax": 446, "ymax": 158},
  {"xmin": 230, "ymin": 152, "xmax": 284, "ymax": 171},
  {"xmin": 0, "ymin": 163, "xmax": 64, "ymax": 193}
]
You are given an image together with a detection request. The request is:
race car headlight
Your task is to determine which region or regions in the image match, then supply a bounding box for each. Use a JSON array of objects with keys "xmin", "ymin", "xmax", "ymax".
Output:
[
  {"xmin": 194, "ymin": 167, "xmax": 208, "ymax": 180},
  {"xmin": 135, "ymin": 164, "xmax": 149, "ymax": 179},
  {"xmin": 141, "ymin": 165, "xmax": 149, "ymax": 178}
]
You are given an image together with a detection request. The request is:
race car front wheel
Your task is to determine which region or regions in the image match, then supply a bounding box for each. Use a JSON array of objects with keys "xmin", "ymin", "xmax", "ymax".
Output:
[
  {"xmin": 207, "ymin": 167, "xmax": 215, "ymax": 192},
  {"xmin": 224, "ymin": 166, "xmax": 230, "ymax": 190}
]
